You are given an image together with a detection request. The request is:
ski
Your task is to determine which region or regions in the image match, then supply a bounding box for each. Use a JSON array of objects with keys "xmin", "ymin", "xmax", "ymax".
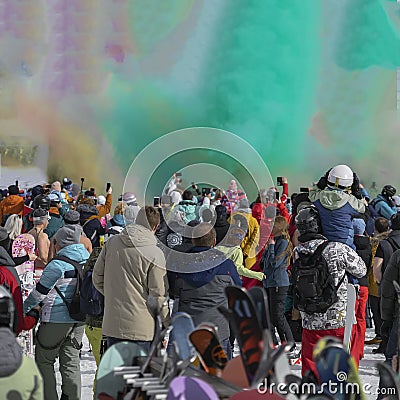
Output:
[
  {"xmin": 189, "ymin": 326, "xmax": 228, "ymax": 376},
  {"xmin": 343, "ymin": 283, "xmax": 357, "ymax": 353},
  {"xmin": 225, "ymin": 286, "xmax": 263, "ymax": 384}
]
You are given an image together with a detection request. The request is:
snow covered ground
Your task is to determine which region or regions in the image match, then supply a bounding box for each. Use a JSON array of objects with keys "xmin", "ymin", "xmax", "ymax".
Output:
[{"xmin": 56, "ymin": 328, "xmax": 386, "ymax": 399}]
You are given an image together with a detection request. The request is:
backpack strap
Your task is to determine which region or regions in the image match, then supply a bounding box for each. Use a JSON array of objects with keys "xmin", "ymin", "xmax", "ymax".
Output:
[
  {"xmin": 335, "ymin": 271, "xmax": 346, "ymax": 291},
  {"xmin": 311, "ymin": 240, "xmax": 330, "ymax": 260},
  {"xmin": 82, "ymin": 219, "xmax": 98, "ymax": 242},
  {"xmin": 385, "ymin": 237, "xmax": 400, "ymax": 253},
  {"xmin": 52, "ymin": 255, "xmax": 84, "ymax": 303},
  {"xmin": 53, "ymin": 255, "xmax": 84, "ymax": 277}
]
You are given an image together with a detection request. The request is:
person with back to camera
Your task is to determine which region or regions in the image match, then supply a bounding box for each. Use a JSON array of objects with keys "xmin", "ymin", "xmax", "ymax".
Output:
[
  {"xmin": 370, "ymin": 185, "xmax": 397, "ymax": 220},
  {"xmin": 293, "ymin": 206, "xmax": 366, "ymax": 376},
  {"xmin": 261, "ymin": 215, "xmax": 296, "ymax": 354},
  {"xmin": 309, "ymin": 164, "xmax": 366, "ymax": 250},
  {"xmin": 365, "ymin": 218, "xmax": 390, "ymax": 347},
  {"xmin": 0, "ymin": 185, "xmax": 25, "ymax": 226}
]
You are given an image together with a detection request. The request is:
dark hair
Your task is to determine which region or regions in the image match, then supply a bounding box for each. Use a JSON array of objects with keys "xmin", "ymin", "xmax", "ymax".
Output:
[
  {"xmin": 182, "ymin": 190, "xmax": 194, "ymax": 201},
  {"xmin": 201, "ymin": 208, "xmax": 214, "ymax": 223},
  {"xmin": 192, "ymin": 223, "xmax": 216, "ymax": 247},
  {"xmin": 391, "ymin": 212, "xmax": 400, "ymax": 231},
  {"xmin": 136, "ymin": 206, "xmax": 160, "ymax": 230},
  {"xmin": 231, "ymin": 214, "xmax": 248, "ymax": 233},
  {"xmin": 375, "ymin": 217, "xmax": 389, "ymax": 234},
  {"xmin": 8, "ymin": 185, "xmax": 19, "ymax": 196}
]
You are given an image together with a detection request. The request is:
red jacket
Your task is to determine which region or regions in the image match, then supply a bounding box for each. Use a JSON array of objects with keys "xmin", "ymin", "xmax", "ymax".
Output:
[{"xmin": 0, "ymin": 266, "xmax": 36, "ymax": 334}]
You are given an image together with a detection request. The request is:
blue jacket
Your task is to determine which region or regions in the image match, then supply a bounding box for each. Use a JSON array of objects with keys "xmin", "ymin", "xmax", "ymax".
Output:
[
  {"xmin": 371, "ymin": 194, "xmax": 397, "ymax": 220},
  {"xmin": 261, "ymin": 236, "xmax": 290, "ymax": 288},
  {"xmin": 24, "ymin": 244, "xmax": 90, "ymax": 323},
  {"xmin": 309, "ymin": 185, "xmax": 365, "ymax": 250},
  {"xmin": 176, "ymin": 201, "xmax": 197, "ymax": 224}
]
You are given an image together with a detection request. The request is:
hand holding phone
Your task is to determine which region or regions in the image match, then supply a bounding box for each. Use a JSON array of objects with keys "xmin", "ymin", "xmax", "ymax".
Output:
[
  {"xmin": 106, "ymin": 182, "xmax": 112, "ymax": 194},
  {"xmin": 153, "ymin": 196, "xmax": 160, "ymax": 207},
  {"xmin": 277, "ymin": 177, "xmax": 283, "ymax": 186}
]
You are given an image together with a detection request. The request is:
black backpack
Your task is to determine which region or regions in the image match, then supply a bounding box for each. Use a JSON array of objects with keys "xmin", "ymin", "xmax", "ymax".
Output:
[
  {"xmin": 80, "ymin": 247, "xmax": 104, "ymax": 316},
  {"xmin": 292, "ymin": 241, "xmax": 345, "ymax": 314},
  {"xmin": 54, "ymin": 255, "xmax": 86, "ymax": 322}
]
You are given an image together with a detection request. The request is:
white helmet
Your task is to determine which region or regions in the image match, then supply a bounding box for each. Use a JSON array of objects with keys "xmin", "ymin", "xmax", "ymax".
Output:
[{"xmin": 327, "ymin": 164, "xmax": 353, "ymax": 189}]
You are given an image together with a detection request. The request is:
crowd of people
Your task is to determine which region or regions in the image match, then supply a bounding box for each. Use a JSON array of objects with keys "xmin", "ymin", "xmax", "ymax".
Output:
[{"xmin": 0, "ymin": 167, "xmax": 399, "ymax": 399}]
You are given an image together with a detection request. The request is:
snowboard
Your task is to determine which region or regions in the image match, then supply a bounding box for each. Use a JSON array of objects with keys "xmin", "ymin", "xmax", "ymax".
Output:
[
  {"xmin": 247, "ymin": 286, "xmax": 272, "ymax": 332},
  {"xmin": 247, "ymin": 286, "xmax": 293, "ymax": 388},
  {"xmin": 343, "ymin": 284, "xmax": 357, "ymax": 353},
  {"xmin": 95, "ymin": 342, "xmax": 147, "ymax": 400},
  {"xmin": 169, "ymin": 312, "xmax": 196, "ymax": 361},
  {"xmin": 313, "ymin": 336, "xmax": 364, "ymax": 400},
  {"xmin": 376, "ymin": 362, "xmax": 400, "ymax": 400},
  {"xmin": 166, "ymin": 376, "xmax": 219, "ymax": 400},
  {"xmin": 221, "ymin": 356, "xmax": 249, "ymax": 388},
  {"xmin": 225, "ymin": 286, "xmax": 263, "ymax": 384},
  {"xmin": 189, "ymin": 326, "xmax": 228, "ymax": 376},
  {"xmin": 12, "ymin": 233, "xmax": 35, "ymax": 277},
  {"xmin": 12, "ymin": 233, "xmax": 36, "ymax": 357}
]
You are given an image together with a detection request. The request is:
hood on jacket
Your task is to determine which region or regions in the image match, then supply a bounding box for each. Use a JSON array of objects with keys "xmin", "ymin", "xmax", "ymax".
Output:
[
  {"xmin": 296, "ymin": 238, "xmax": 326, "ymax": 256},
  {"xmin": 119, "ymin": 224, "xmax": 157, "ymax": 248},
  {"xmin": 0, "ymin": 327, "xmax": 22, "ymax": 377},
  {"xmin": 178, "ymin": 201, "xmax": 196, "ymax": 212},
  {"xmin": 2, "ymin": 195, "xmax": 23, "ymax": 207},
  {"xmin": 78, "ymin": 204, "xmax": 98, "ymax": 223},
  {"xmin": 177, "ymin": 246, "xmax": 230, "ymax": 287},
  {"xmin": 111, "ymin": 214, "xmax": 126, "ymax": 227},
  {"xmin": 0, "ymin": 247, "xmax": 15, "ymax": 267},
  {"xmin": 57, "ymin": 243, "xmax": 90, "ymax": 263},
  {"xmin": 317, "ymin": 189, "xmax": 353, "ymax": 210},
  {"xmin": 371, "ymin": 231, "xmax": 390, "ymax": 248}
]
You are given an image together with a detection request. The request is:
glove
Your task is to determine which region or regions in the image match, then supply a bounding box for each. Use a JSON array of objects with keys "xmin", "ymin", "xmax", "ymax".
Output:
[
  {"xmin": 316, "ymin": 169, "xmax": 331, "ymax": 190},
  {"xmin": 26, "ymin": 308, "xmax": 40, "ymax": 323},
  {"xmin": 351, "ymin": 172, "xmax": 362, "ymax": 199}
]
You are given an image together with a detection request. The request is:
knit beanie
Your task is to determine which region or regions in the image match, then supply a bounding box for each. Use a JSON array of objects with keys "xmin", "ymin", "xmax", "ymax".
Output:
[
  {"xmin": 352, "ymin": 218, "xmax": 366, "ymax": 235},
  {"xmin": 54, "ymin": 225, "xmax": 82, "ymax": 249},
  {"xmin": 64, "ymin": 210, "xmax": 80, "ymax": 225}
]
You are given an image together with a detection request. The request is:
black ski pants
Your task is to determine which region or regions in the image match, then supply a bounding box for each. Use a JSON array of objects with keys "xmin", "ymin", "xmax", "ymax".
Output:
[
  {"xmin": 369, "ymin": 295, "xmax": 382, "ymax": 337},
  {"xmin": 267, "ymin": 286, "xmax": 294, "ymax": 345}
]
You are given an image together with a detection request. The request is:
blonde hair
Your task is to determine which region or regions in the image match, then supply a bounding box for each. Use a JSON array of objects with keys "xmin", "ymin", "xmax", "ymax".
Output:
[
  {"xmin": 114, "ymin": 201, "xmax": 128, "ymax": 215},
  {"xmin": 4, "ymin": 214, "xmax": 23, "ymax": 240},
  {"xmin": 271, "ymin": 216, "xmax": 292, "ymax": 261}
]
